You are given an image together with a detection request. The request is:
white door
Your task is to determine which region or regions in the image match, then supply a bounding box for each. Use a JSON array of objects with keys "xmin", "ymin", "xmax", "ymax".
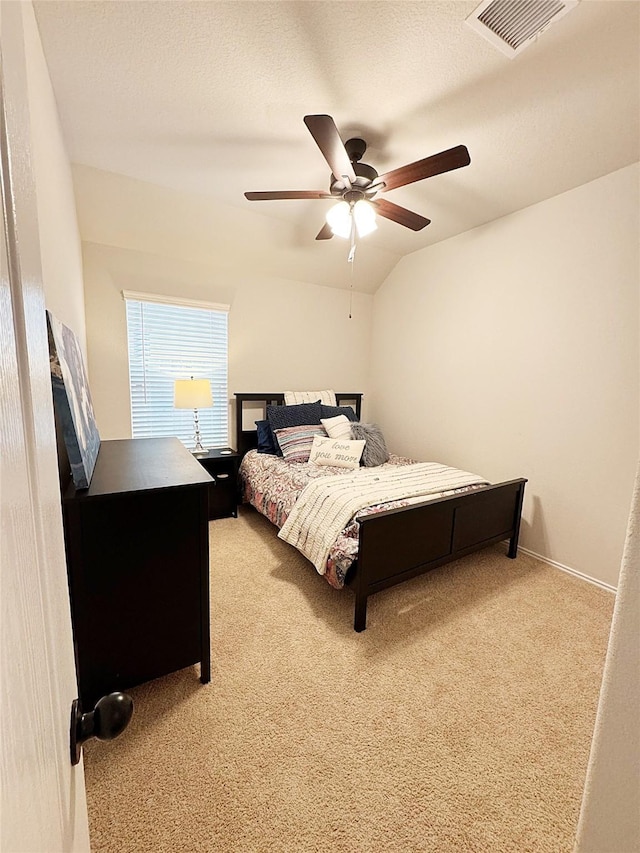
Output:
[{"xmin": 0, "ymin": 3, "xmax": 91, "ymax": 851}]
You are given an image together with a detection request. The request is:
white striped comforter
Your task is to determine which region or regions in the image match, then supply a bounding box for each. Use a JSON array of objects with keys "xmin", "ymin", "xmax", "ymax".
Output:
[{"xmin": 278, "ymin": 462, "xmax": 487, "ymax": 574}]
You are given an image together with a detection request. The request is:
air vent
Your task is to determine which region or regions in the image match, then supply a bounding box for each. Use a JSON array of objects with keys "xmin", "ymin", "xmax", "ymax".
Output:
[{"xmin": 466, "ymin": 0, "xmax": 579, "ymax": 58}]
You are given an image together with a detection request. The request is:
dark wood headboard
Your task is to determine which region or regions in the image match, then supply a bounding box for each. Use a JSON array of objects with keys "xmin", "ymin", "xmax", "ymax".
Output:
[{"xmin": 234, "ymin": 393, "xmax": 363, "ymax": 457}]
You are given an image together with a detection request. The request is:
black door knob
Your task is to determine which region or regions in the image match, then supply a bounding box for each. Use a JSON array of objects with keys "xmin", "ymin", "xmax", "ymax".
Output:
[{"xmin": 70, "ymin": 692, "xmax": 134, "ymax": 765}]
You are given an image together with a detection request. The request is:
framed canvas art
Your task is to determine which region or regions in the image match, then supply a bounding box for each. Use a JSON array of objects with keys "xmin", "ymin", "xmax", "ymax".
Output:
[{"xmin": 46, "ymin": 310, "xmax": 101, "ymax": 489}]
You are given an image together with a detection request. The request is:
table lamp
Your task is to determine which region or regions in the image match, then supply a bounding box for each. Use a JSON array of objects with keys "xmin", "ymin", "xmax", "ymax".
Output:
[{"xmin": 174, "ymin": 377, "xmax": 213, "ymax": 457}]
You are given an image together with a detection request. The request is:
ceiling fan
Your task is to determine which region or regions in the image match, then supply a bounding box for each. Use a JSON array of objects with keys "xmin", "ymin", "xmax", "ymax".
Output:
[{"xmin": 244, "ymin": 114, "xmax": 470, "ymax": 241}]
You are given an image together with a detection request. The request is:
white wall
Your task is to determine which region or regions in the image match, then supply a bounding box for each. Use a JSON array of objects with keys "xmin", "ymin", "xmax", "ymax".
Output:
[
  {"xmin": 5, "ymin": 4, "xmax": 91, "ymax": 849},
  {"xmin": 82, "ymin": 241, "xmax": 372, "ymax": 442},
  {"xmin": 575, "ymin": 462, "xmax": 640, "ymax": 852},
  {"xmin": 370, "ymin": 164, "xmax": 639, "ymax": 588},
  {"xmin": 23, "ymin": 3, "xmax": 86, "ymax": 352}
]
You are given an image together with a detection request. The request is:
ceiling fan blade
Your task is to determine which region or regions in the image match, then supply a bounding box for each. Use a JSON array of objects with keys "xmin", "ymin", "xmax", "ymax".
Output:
[
  {"xmin": 245, "ymin": 190, "xmax": 332, "ymax": 200},
  {"xmin": 303, "ymin": 115, "xmax": 356, "ymax": 184},
  {"xmin": 377, "ymin": 145, "xmax": 470, "ymax": 192},
  {"xmin": 372, "ymin": 198, "xmax": 431, "ymax": 231},
  {"xmin": 316, "ymin": 222, "xmax": 334, "ymax": 241}
]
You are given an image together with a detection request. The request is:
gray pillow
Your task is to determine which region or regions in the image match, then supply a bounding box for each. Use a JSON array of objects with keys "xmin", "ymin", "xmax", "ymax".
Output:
[{"xmin": 350, "ymin": 422, "xmax": 390, "ymax": 467}]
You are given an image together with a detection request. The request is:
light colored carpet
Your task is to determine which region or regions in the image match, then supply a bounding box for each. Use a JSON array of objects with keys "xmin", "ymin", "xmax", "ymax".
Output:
[{"xmin": 84, "ymin": 506, "xmax": 614, "ymax": 853}]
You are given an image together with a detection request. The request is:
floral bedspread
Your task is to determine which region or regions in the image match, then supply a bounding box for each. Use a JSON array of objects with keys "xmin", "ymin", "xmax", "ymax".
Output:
[{"xmin": 239, "ymin": 450, "xmax": 485, "ymax": 589}]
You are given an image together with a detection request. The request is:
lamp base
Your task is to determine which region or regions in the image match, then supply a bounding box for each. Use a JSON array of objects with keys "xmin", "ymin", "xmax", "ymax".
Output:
[
  {"xmin": 191, "ymin": 409, "xmax": 208, "ymax": 457},
  {"xmin": 192, "ymin": 435, "xmax": 208, "ymax": 457}
]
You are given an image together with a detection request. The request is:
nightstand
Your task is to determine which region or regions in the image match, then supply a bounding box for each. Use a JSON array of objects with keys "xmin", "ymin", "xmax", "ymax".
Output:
[{"xmin": 196, "ymin": 447, "xmax": 241, "ymax": 519}]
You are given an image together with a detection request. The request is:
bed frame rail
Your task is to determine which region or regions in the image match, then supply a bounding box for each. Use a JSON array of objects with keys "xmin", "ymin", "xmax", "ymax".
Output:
[{"xmin": 350, "ymin": 478, "xmax": 526, "ymax": 631}]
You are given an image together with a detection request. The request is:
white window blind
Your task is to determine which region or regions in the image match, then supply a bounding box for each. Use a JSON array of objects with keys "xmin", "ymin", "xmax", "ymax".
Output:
[{"xmin": 124, "ymin": 293, "xmax": 229, "ymax": 449}]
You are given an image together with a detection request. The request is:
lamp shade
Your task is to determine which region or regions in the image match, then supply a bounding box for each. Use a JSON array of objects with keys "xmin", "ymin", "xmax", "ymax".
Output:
[{"xmin": 173, "ymin": 378, "xmax": 213, "ymax": 409}]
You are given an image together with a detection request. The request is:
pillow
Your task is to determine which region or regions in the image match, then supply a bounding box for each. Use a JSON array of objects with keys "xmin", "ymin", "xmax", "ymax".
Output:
[
  {"xmin": 267, "ymin": 401, "xmax": 322, "ymax": 455},
  {"xmin": 320, "ymin": 403, "xmax": 358, "ymax": 422},
  {"xmin": 308, "ymin": 435, "xmax": 365, "ymax": 469},
  {"xmin": 350, "ymin": 422, "xmax": 390, "ymax": 467},
  {"xmin": 255, "ymin": 420, "xmax": 278, "ymax": 455},
  {"xmin": 321, "ymin": 414, "xmax": 352, "ymax": 440},
  {"xmin": 273, "ymin": 424, "xmax": 325, "ymax": 463},
  {"xmin": 284, "ymin": 390, "xmax": 336, "ymax": 406}
]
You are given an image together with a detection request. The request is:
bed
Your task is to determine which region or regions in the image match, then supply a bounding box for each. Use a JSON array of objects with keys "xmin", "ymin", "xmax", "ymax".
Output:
[{"xmin": 235, "ymin": 392, "xmax": 527, "ymax": 632}]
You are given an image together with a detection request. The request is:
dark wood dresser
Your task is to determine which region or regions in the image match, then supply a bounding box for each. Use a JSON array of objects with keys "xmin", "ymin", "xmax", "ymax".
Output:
[{"xmin": 62, "ymin": 437, "xmax": 213, "ymax": 708}]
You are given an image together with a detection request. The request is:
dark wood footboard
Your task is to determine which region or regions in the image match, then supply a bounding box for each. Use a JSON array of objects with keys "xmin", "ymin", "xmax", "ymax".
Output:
[{"xmin": 349, "ymin": 478, "xmax": 527, "ymax": 631}]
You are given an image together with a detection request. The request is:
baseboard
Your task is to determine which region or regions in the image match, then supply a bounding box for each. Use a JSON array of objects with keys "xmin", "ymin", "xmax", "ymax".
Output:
[{"xmin": 513, "ymin": 544, "xmax": 617, "ymax": 594}]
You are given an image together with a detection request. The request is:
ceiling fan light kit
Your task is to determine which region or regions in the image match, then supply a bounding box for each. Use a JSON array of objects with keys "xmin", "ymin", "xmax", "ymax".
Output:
[
  {"xmin": 244, "ymin": 115, "xmax": 471, "ymax": 243},
  {"xmin": 351, "ymin": 200, "xmax": 377, "ymax": 238},
  {"xmin": 326, "ymin": 201, "xmax": 352, "ymax": 239},
  {"xmin": 326, "ymin": 199, "xmax": 377, "ymax": 239}
]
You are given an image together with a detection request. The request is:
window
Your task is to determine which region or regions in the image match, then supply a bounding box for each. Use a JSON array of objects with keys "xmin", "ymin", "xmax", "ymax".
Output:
[{"xmin": 124, "ymin": 291, "xmax": 229, "ymax": 449}]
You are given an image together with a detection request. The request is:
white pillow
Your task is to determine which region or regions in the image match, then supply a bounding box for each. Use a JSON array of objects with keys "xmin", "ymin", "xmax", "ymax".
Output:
[
  {"xmin": 321, "ymin": 414, "xmax": 352, "ymax": 440},
  {"xmin": 284, "ymin": 390, "xmax": 337, "ymax": 406},
  {"xmin": 308, "ymin": 435, "xmax": 365, "ymax": 469}
]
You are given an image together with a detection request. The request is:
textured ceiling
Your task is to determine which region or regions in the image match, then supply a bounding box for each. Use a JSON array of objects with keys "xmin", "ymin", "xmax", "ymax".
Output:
[{"xmin": 34, "ymin": 1, "xmax": 639, "ymax": 292}]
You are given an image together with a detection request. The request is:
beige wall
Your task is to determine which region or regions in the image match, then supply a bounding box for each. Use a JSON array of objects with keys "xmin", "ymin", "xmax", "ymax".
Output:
[
  {"xmin": 75, "ymin": 166, "xmax": 375, "ymax": 443},
  {"xmin": 72, "ymin": 164, "xmax": 398, "ymax": 296},
  {"xmin": 22, "ymin": 3, "xmax": 86, "ymax": 352},
  {"xmin": 75, "ymin": 148, "xmax": 638, "ymax": 589},
  {"xmin": 370, "ymin": 164, "xmax": 639, "ymax": 587},
  {"xmin": 82, "ymin": 241, "xmax": 372, "ymax": 441}
]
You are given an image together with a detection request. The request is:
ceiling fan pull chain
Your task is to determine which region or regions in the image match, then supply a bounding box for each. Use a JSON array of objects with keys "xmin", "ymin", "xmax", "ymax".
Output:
[
  {"xmin": 348, "ymin": 221, "xmax": 356, "ymax": 318},
  {"xmin": 348, "ymin": 261, "xmax": 354, "ymax": 319},
  {"xmin": 348, "ymin": 216, "xmax": 357, "ymax": 263}
]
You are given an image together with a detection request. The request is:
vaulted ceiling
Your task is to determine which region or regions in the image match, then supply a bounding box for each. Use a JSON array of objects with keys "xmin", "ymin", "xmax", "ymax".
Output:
[{"xmin": 34, "ymin": 1, "xmax": 639, "ymax": 292}]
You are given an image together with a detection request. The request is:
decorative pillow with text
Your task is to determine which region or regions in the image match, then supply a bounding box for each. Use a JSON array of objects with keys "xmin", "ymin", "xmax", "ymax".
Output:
[{"xmin": 308, "ymin": 435, "xmax": 365, "ymax": 469}]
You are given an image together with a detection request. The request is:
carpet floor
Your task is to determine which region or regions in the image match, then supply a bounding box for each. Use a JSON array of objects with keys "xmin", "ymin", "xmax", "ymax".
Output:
[{"xmin": 84, "ymin": 506, "xmax": 614, "ymax": 852}]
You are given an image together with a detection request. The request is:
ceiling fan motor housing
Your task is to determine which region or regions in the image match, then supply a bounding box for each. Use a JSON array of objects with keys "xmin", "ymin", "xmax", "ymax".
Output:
[
  {"xmin": 330, "ymin": 138, "xmax": 378, "ymax": 197},
  {"xmin": 345, "ymin": 137, "xmax": 367, "ymax": 162}
]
